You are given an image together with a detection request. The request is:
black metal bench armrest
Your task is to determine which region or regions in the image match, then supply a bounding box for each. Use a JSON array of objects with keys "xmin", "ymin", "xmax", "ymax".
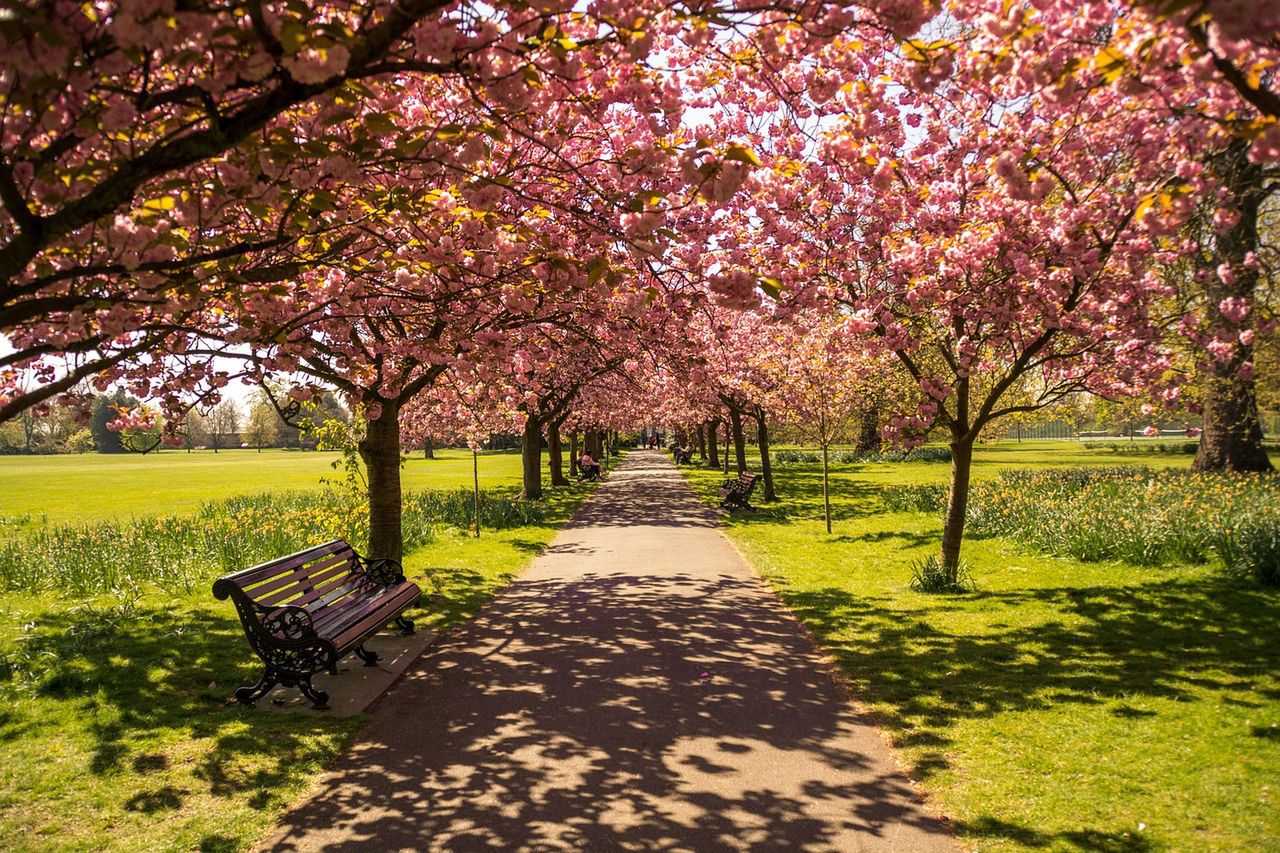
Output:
[
  {"xmin": 213, "ymin": 577, "xmax": 321, "ymax": 645},
  {"xmin": 358, "ymin": 556, "xmax": 406, "ymax": 586},
  {"xmin": 255, "ymin": 603, "xmax": 318, "ymax": 644}
]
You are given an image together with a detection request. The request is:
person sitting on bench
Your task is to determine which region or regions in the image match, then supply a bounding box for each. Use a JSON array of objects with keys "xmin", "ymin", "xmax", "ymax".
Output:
[
  {"xmin": 675, "ymin": 443, "xmax": 694, "ymax": 464},
  {"xmin": 579, "ymin": 450, "xmax": 602, "ymax": 480}
]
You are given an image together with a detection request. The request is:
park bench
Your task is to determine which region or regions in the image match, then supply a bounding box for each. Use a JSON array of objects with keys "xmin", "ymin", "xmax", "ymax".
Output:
[
  {"xmin": 719, "ymin": 472, "xmax": 761, "ymax": 510},
  {"xmin": 674, "ymin": 447, "xmax": 694, "ymax": 464},
  {"xmin": 212, "ymin": 539, "xmax": 420, "ymax": 710}
]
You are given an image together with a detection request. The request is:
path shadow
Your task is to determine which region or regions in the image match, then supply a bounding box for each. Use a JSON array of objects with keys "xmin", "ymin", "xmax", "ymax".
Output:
[{"xmin": 267, "ymin": 566, "xmax": 952, "ymax": 851}]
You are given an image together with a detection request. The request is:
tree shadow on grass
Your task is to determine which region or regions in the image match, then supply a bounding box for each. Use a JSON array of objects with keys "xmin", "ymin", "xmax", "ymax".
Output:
[
  {"xmin": 413, "ymin": 567, "xmax": 515, "ymax": 630},
  {"xmin": 781, "ymin": 576, "xmax": 1279, "ymax": 765},
  {"xmin": 954, "ymin": 817, "xmax": 1154, "ymax": 852},
  {"xmin": 0, "ymin": 598, "xmax": 366, "ymax": 837},
  {"xmin": 776, "ymin": 576, "xmax": 1279, "ymax": 848},
  {"xmin": 830, "ymin": 530, "xmax": 938, "ymax": 549}
]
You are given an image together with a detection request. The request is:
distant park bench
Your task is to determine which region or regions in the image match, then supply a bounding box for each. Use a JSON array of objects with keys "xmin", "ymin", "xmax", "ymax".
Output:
[
  {"xmin": 719, "ymin": 472, "xmax": 761, "ymax": 510},
  {"xmin": 212, "ymin": 539, "xmax": 420, "ymax": 710},
  {"xmin": 673, "ymin": 447, "xmax": 694, "ymax": 464}
]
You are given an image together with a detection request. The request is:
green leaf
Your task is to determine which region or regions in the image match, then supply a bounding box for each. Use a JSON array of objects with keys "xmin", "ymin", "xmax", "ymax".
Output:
[
  {"xmin": 724, "ymin": 144, "xmax": 762, "ymax": 167},
  {"xmin": 364, "ymin": 113, "xmax": 399, "ymax": 136},
  {"xmin": 279, "ymin": 21, "xmax": 308, "ymax": 55}
]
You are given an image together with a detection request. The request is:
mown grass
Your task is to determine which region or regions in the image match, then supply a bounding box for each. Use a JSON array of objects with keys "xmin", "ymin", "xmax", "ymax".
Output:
[
  {"xmin": 679, "ymin": 440, "xmax": 1280, "ymax": 852},
  {"xmin": 0, "ymin": 447, "xmax": 521, "ymax": 524},
  {"xmin": 0, "ymin": 451, "xmax": 592, "ymax": 851}
]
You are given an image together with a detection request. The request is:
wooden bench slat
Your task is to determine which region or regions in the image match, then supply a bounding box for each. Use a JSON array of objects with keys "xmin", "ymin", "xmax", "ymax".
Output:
[
  {"xmin": 290, "ymin": 575, "xmax": 370, "ymax": 613},
  {"xmin": 253, "ymin": 554, "xmax": 356, "ymax": 605},
  {"xmin": 220, "ymin": 540, "xmax": 352, "ymax": 587},
  {"xmin": 242, "ymin": 547, "xmax": 354, "ymax": 596},
  {"xmin": 327, "ymin": 585, "xmax": 421, "ymax": 650}
]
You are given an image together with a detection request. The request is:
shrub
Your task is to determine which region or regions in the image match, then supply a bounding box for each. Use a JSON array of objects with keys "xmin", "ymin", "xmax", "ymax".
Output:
[
  {"xmin": 1083, "ymin": 440, "xmax": 1199, "ymax": 455},
  {"xmin": 773, "ymin": 449, "xmax": 821, "ymax": 464},
  {"xmin": 882, "ymin": 484, "xmax": 948, "ymax": 513},
  {"xmin": 0, "ymin": 487, "xmax": 543, "ymax": 596},
  {"xmin": 773, "ymin": 447, "xmax": 952, "ymax": 465},
  {"xmin": 841, "ymin": 447, "xmax": 951, "ymax": 464},
  {"xmin": 909, "ymin": 555, "xmax": 976, "ymax": 593},
  {"xmin": 885, "ymin": 467, "xmax": 1280, "ymax": 583},
  {"xmin": 1214, "ymin": 519, "xmax": 1280, "ymax": 587}
]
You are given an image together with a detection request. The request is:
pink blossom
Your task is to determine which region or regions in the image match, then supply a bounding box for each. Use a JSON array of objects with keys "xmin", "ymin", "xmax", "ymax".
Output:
[{"xmin": 1218, "ymin": 296, "xmax": 1251, "ymax": 324}]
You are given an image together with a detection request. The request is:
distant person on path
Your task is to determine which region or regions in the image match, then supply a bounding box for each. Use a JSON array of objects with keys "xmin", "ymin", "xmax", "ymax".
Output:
[{"xmin": 579, "ymin": 450, "xmax": 602, "ymax": 480}]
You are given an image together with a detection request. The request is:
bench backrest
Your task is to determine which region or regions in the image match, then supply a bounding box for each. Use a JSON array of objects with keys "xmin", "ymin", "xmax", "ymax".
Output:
[
  {"xmin": 213, "ymin": 539, "xmax": 369, "ymax": 616},
  {"xmin": 739, "ymin": 472, "xmax": 759, "ymax": 486}
]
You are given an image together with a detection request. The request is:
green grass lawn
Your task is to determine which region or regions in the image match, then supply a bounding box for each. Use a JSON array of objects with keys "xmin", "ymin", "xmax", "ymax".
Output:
[
  {"xmin": 680, "ymin": 440, "xmax": 1280, "ymax": 852},
  {"xmin": 0, "ymin": 450, "xmax": 593, "ymax": 851},
  {"xmin": 0, "ymin": 447, "xmax": 526, "ymax": 523}
]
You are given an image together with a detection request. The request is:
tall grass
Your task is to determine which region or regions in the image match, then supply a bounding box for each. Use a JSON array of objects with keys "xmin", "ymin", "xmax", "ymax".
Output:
[
  {"xmin": 0, "ymin": 488, "xmax": 544, "ymax": 595},
  {"xmin": 883, "ymin": 467, "xmax": 1280, "ymax": 584}
]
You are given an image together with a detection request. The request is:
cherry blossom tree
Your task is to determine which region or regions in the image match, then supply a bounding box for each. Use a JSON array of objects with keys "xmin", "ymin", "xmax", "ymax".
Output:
[
  {"xmin": 768, "ymin": 317, "xmax": 888, "ymax": 533},
  {"xmin": 695, "ymin": 9, "xmax": 1218, "ymax": 572}
]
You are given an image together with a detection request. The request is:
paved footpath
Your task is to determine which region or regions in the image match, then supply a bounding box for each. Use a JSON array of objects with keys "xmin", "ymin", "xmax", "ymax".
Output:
[{"xmin": 265, "ymin": 451, "xmax": 955, "ymax": 852}]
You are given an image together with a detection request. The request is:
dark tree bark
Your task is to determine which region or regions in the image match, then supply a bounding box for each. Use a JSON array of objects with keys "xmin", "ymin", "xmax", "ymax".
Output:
[
  {"xmin": 569, "ymin": 431, "xmax": 580, "ymax": 476},
  {"xmin": 1194, "ymin": 143, "xmax": 1274, "ymax": 473},
  {"xmin": 727, "ymin": 406, "xmax": 747, "ymax": 475},
  {"xmin": 548, "ymin": 419, "xmax": 570, "ymax": 486},
  {"xmin": 707, "ymin": 418, "xmax": 721, "ymax": 469},
  {"xmin": 521, "ymin": 413, "xmax": 543, "ymax": 500},
  {"xmin": 695, "ymin": 422, "xmax": 707, "ymax": 459},
  {"xmin": 940, "ymin": 430, "xmax": 976, "ymax": 572},
  {"xmin": 821, "ymin": 443, "xmax": 833, "ymax": 534},
  {"xmin": 359, "ymin": 400, "xmax": 404, "ymax": 562},
  {"xmin": 423, "ymin": 437, "xmax": 435, "ymax": 459},
  {"xmin": 855, "ymin": 403, "xmax": 882, "ymax": 454},
  {"xmin": 753, "ymin": 406, "xmax": 777, "ymax": 501}
]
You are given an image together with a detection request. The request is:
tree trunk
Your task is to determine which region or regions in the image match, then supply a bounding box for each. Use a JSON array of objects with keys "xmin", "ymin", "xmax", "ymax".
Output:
[
  {"xmin": 521, "ymin": 414, "xmax": 543, "ymax": 500},
  {"xmin": 472, "ymin": 449, "xmax": 481, "ymax": 537},
  {"xmin": 723, "ymin": 420, "xmax": 731, "ymax": 474},
  {"xmin": 548, "ymin": 419, "xmax": 570, "ymax": 486},
  {"xmin": 822, "ymin": 443, "xmax": 832, "ymax": 534},
  {"xmin": 1194, "ymin": 142, "xmax": 1273, "ymax": 473},
  {"xmin": 728, "ymin": 407, "xmax": 746, "ymax": 475},
  {"xmin": 707, "ymin": 418, "xmax": 721, "ymax": 469},
  {"xmin": 940, "ymin": 432, "xmax": 976, "ymax": 571},
  {"xmin": 856, "ymin": 404, "xmax": 881, "ymax": 454},
  {"xmin": 359, "ymin": 400, "xmax": 404, "ymax": 562},
  {"xmin": 1196, "ymin": 373, "xmax": 1273, "ymax": 471},
  {"xmin": 423, "ymin": 438, "xmax": 434, "ymax": 459},
  {"xmin": 569, "ymin": 431, "xmax": 580, "ymax": 476},
  {"xmin": 754, "ymin": 407, "xmax": 777, "ymax": 501},
  {"xmin": 695, "ymin": 422, "xmax": 707, "ymax": 459}
]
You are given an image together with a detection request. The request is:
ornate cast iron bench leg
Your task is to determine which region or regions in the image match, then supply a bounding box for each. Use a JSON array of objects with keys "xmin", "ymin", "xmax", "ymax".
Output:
[
  {"xmin": 292, "ymin": 673, "xmax": 330, "ymax": 710},
  {"xmin": 235, "ymin": 670, "xmax": 279, "ymax": 707},
  {"xmin": 395, "ymin": 615, "xmax": 415, "ymax": 635},
  {"xmin": 354, "ymin": 645, "xmax": 379, "ymax": 667}
]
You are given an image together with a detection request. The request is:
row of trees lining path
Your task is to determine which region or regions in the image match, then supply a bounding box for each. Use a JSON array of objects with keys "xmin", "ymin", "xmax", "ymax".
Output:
[{"xmin": 2, "ymin": 0, "xmax": 1278, "ymax": 571}]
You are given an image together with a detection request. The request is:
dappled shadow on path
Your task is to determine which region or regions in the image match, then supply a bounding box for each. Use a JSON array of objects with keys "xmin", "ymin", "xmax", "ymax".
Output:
[
  {"xmin": 564, "ymin": 456, "xmax": 722, "ymax": 531},
  {"xmin": 267, "ymin": 571, "xmax": 952, "ymax": 850}
]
